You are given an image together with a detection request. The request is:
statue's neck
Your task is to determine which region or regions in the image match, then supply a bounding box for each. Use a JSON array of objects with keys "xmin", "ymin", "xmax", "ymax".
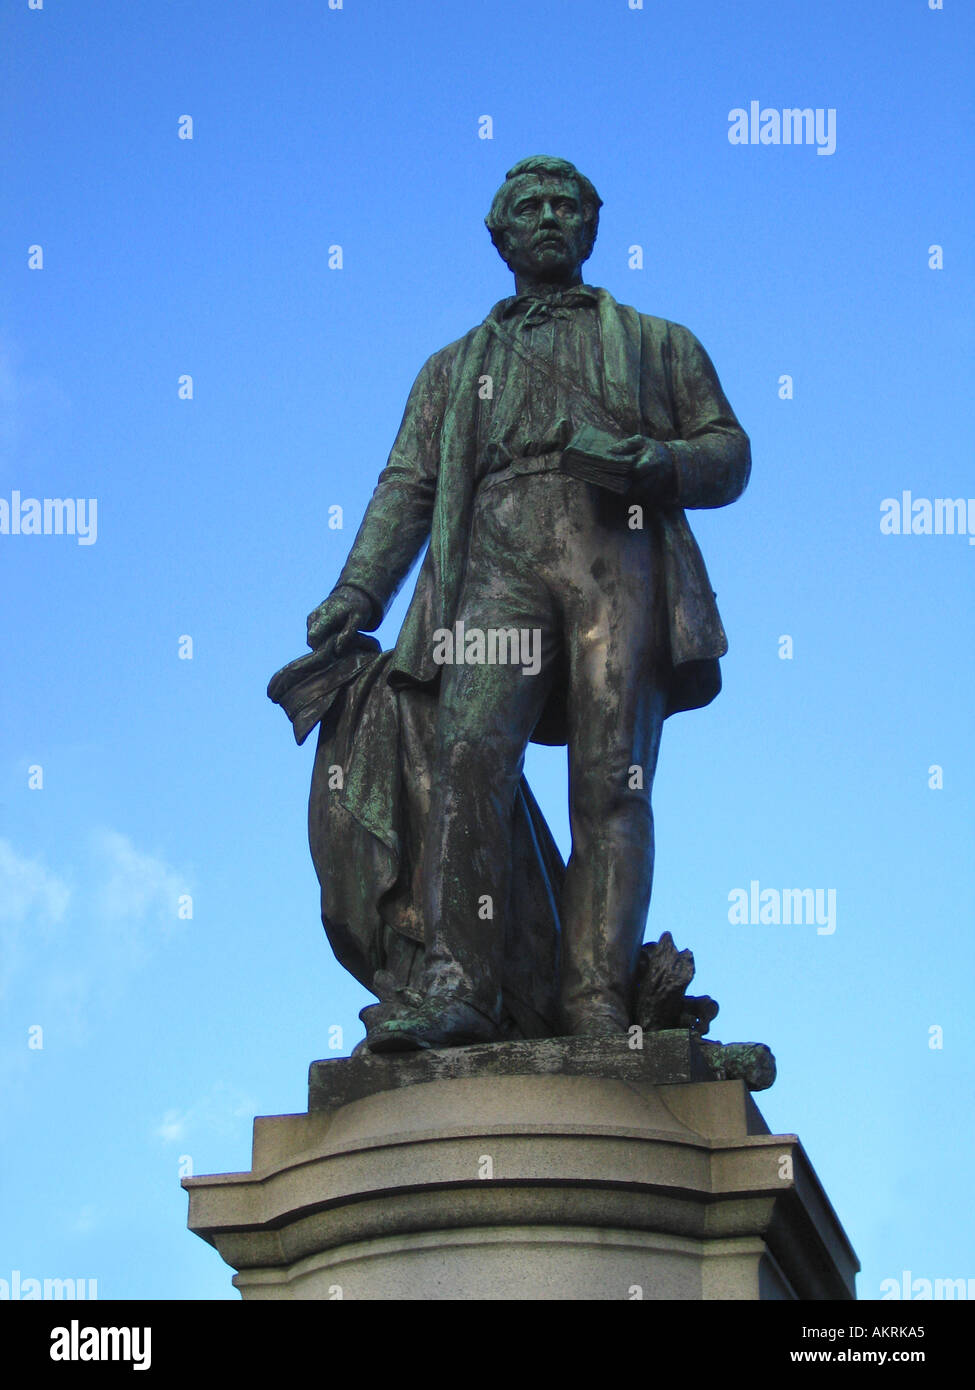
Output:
[{"xmin": 512, "ymin": 269, "xmax": 584, "ymax": 296}]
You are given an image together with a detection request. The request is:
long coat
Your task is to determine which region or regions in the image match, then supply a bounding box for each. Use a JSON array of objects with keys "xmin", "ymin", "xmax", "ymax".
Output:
[{"xmin": 336, "ymin": 288, "xmax": 750, "ymax": 744}]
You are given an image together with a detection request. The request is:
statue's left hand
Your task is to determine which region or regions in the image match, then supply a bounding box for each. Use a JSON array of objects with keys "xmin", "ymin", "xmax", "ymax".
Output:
[
  {"xmin": 562, "ymin": 427, "xmax": 676, "ymax": 505},
  {"xmin": 624, "ymin": 439, "xmax": 677, "ymax": 506},
  {"xmin": 306, "ymin": 586, "xmax": 375, "ymax": 657}
]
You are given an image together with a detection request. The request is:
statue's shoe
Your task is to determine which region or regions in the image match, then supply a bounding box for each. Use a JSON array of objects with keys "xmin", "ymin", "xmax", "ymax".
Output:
[{"xmin": 366, "ymin": 999, "xmax": 500, "ymax": 1053}]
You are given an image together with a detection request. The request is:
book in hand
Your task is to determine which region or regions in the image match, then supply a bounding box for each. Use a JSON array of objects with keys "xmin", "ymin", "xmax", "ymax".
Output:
[{"xmin": 559, "ymin": 423, "xmax": 637, "ymax": 494}]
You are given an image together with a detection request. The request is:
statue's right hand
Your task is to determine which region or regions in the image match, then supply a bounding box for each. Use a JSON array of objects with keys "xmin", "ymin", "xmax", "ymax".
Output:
[{"xmin": 306, "ymin": 587, "xmax": 375, "ymax": 656}]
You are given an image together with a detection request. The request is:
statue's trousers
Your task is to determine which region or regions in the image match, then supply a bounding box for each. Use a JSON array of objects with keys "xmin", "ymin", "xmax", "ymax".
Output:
[{"xmin": 421, "ymin": 469, "xmax": 671, "ymax": 1029}]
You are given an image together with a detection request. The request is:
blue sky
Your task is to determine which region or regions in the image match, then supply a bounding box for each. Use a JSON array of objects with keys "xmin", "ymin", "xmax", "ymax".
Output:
[{"xmin": 1, "ymin": 0, "xmax": 972, "ymax": 1300}]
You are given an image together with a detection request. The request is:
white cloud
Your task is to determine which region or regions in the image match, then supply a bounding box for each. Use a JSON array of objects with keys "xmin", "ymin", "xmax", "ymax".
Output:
[
  {"xmin": 154, "ymin": 1084, "xmax": 254, "ymax": 1145},
  {"xmin": 157, "ymin": 1109, "xmax": 189, "ymax": 1143},
  {"xmin": 93, "ymin": 829, "xmax": 187, "ymax": 929},
  {"xmin": 84, "ymin": 829, "xmax": 194, "ymax": 1003},
  {"xmin": 0, "ymin": 830, "xmax": 190, "ymax": 1030},
  {"xmin": 0, "ymin": 839, "xmax": 71, "ymax": 924},
  {"xmin": 0, "ymin": 839, "xmax": 70, "ymax": 1000}
]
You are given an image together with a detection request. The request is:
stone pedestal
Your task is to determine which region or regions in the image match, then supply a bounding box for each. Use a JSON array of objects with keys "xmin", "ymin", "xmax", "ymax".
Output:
[{"xmin": 183, "ymin": 1033, "xmax": 858, "ymax": 1300}]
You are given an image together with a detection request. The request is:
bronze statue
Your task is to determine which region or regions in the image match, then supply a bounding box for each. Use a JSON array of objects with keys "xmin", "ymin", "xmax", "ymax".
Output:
[{"xmin": 270, "ymin": 156, "xmax": 751, "ymax": 1055}]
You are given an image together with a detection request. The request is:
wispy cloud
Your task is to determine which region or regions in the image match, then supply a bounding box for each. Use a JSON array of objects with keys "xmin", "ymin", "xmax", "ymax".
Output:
[
  {"xmin": 0, "ymin": 839, "xmax": 71, "ymax": 1000},
  {"xmin": 0, "ymin": 839, "xmax": 71, "ymax": 923},
  {"xmin": 91, "ymin": 830, "xmax": 189, "ymax": 976},
  {"xmin": 155, "ymin": 1084, "xmax": 255, "ymax": 1145},
  {"xmin": 94, "ymin": 829, "xmax": 187, "ymax": 926},
  {"xmin": 0, "ymin": 830, "xmax": 191, "ymax": 1037}
]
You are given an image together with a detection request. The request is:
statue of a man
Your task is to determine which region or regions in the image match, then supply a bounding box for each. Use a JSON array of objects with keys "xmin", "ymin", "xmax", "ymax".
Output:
[{"xmin": 303, "ymin": 156, "xmax": 750, "ymax": 1053}]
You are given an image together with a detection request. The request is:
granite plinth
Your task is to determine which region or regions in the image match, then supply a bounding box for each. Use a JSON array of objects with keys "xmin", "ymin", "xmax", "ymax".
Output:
[{"xmin": 184, "ymin": 1036, "xmax": 858, "ymax": 1300}]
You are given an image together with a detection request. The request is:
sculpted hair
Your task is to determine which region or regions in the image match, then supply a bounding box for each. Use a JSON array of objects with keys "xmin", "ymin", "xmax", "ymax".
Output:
[{"xmin": 485, "ymin": 156, "xmax": 603, "ymax": 260}]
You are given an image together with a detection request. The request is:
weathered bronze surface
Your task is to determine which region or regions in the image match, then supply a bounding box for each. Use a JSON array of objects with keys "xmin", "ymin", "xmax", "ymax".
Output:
[{"xmin": 270, "ymin": 156, "xmax": 764, "ymax": 1064}]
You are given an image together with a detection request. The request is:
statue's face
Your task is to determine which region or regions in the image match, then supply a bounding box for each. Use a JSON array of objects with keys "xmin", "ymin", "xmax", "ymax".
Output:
[{"xmin": 497, "ymin": 174, "xmax": 590, "ymax": 282}]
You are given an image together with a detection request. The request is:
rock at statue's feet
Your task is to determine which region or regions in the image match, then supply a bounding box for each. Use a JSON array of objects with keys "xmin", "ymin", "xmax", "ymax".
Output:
[{"xmin": 366, "ymin": 998, "xmax": 501, "ymax": 1053}]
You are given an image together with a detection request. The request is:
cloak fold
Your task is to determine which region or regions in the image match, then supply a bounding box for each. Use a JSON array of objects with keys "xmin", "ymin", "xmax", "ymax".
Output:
[{"xmin": 306, "ymin": 651, "xmax": 565, "ymax": 1037}]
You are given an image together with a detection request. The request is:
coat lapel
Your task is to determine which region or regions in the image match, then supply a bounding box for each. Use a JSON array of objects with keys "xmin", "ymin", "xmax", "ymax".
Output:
[{"xmin": 596, "ymin": 291, "xmax": 644, "ymax": 436}]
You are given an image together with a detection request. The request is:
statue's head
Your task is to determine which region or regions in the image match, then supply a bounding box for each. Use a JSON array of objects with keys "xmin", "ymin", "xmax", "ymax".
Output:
[{"xmin": 485, "ymin": 156, "xmax": 603, "ymax": 283}]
